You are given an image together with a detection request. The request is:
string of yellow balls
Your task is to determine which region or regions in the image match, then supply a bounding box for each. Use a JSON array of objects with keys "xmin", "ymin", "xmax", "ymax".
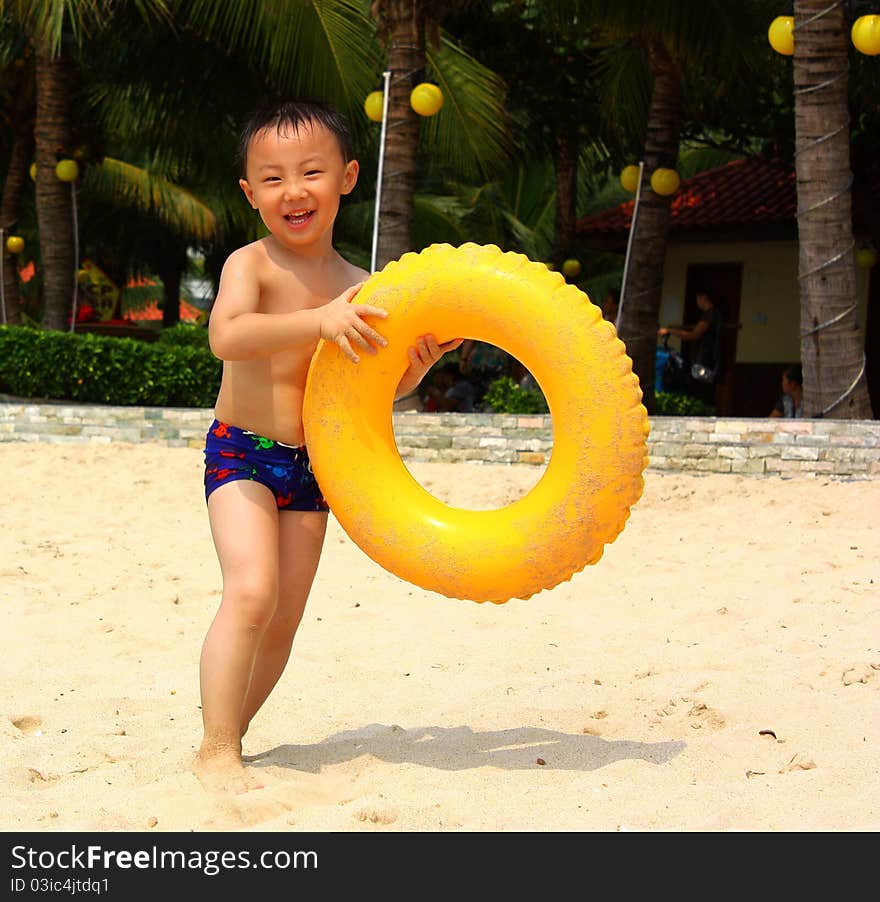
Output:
[
  {"xmin": 768, "ymin": 12, "xmax": 880, "ymax": 56},
  {"xmin": 5, "ymin": 158, "xmax": 81, "ymax": 257},
  {"xmin": 364, "ymin": 82, "xmax": 444, "ymax": 122}
]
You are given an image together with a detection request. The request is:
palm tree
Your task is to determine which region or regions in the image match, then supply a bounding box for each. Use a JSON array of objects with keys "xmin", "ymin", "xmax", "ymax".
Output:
[
  {"xmin": 446, "ymin": 1, "xmax": 621, "ymax": 270},
  {"xmin": 6, "ymin": 0, "xmax": 172, "ymax": 330},
  {"xmin": 367, "ymin": 0, "xmax": 511, "ymax": 268},
  {"xmin": 7, "ymin": 0, "xmax": 384, "ymax": 329},
  {"xmin": 792, "ymin": 0, "xmax": 872, "ymax": 418},
  {"xmin": 574, "ymin": 0, "xmax": 771, "ymax": 410},
  {"xmin": 0, "ymin": 21, "xmax": 33, "ymax": 325}
]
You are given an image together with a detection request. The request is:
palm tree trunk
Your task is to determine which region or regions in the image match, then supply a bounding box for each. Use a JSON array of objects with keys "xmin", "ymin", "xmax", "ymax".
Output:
[
  {"xmin": 1, "ymin": 130, "xmax": 31, "ymax": 325},
  {"xmin": 34, "ymin": 46, "xmax": 75, "ymax": 331},
  {"xmin": 793, "ymin": 0, "xmax": 872, "ymax": 418},
  {"xmin": 159, "ymin": 261, "xmax": 182, "ymax": 329},
  {"xmin": 551, "ymin": 131, "xmax": 577, "ymax": 265},
  {"xmin": 372, "ymin": 0, "xmax": 428, "ymax": 269},
  {"xmin": 618, "ymin": 39, "xmax": 682, "ymax": 413}
]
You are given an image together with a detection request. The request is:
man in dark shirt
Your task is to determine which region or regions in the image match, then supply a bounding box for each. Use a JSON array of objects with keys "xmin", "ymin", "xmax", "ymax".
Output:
[{"xmin": 658, "ymin": 289, "xmax": 724, "ymax": 406}]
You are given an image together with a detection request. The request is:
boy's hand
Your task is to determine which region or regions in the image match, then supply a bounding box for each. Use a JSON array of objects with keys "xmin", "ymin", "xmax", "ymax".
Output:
[
  {"xmin": 396, "ymin": 334, "xmax": 463, "ymax": 399},
  {"xmin": 320, "ymin": 282, "xmax": 388, "ymax": 363}
]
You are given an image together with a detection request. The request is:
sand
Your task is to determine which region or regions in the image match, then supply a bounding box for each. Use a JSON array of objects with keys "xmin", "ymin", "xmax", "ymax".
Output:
[{"xmin": 1, "ymin": 441, "xmax": 877, "ymax": 833}]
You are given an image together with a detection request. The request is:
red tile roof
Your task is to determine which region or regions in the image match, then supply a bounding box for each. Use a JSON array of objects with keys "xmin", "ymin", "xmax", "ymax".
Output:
[{"xmin": 577, "ymin": 156, "xmax": 797, "ymax": 239}]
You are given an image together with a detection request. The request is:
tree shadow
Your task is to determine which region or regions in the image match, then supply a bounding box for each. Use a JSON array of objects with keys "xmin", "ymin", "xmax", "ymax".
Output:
[{"xmin": 244, "ymin": 723, "xmax": 685, "ymax": 773}]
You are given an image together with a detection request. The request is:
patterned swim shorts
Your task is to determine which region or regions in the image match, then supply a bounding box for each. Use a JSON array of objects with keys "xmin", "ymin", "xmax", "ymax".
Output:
[{"xmin": 203, "ymin": 419, "xmax": 329, "ymax": 512}]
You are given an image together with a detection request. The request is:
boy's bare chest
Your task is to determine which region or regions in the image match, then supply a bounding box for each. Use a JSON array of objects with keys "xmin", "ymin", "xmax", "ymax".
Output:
[{"xmin": 257, "ymin": 267, "xmax": 346, "ymax": 315}]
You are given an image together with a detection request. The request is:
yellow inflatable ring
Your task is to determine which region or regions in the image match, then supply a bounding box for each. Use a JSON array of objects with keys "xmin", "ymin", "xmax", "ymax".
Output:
[{"xmin": 303, "ymin": 243, "xmax": 649, "ymax": 604}]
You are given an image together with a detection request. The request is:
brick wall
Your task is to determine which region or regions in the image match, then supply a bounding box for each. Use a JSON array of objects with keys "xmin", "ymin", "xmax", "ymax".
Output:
[{"xmin": 1, "ymin": 399, "xmax": 878, "ymax": 479}]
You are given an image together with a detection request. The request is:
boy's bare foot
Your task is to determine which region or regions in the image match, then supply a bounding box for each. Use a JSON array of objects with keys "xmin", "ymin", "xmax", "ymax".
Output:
[{"xmin": 194, "ymin": 743, "xmax": 265, "ymax": 795}]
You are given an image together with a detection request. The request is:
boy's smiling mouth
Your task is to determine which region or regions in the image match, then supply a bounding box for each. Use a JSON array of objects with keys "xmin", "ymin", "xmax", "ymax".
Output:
[{"xmin": 285, "ymin": 210, "xmax": 314, "ymax": 227}]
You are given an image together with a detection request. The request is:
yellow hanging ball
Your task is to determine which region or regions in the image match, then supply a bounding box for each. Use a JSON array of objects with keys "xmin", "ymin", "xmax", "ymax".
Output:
[
  {"xmin": 620, "ymin": 164, "xmax": 640, "ymax": 193},
  {"xmin": 6, "ymin": 235, "xmax": 24, "ymax": 255},
  {"xmin": 55, "ymin": 159, "xmax": 79, "ymax": 182},
  {"xmin": 410, "ymin": 83, "xmax": 443, "ymax": 117},
  {"xmin": 768, "ymin": 16, "xmax": 794, "ymax": 55},
  {"xmin": 364, "ymin": 90, "xmax": 384, "ymax": 122},
  {"xmin": 29, "ymin": 162, "xmax": 37, "ymax": 181},
  {"xmin": 650, "ymin": 168, "xmax": 680, "ymax": 196},
  {"xmin": 561, "ymin": 258, "xmax": 581, "ymax": 279},
  {"xmin": 852, "ymin": 15, "xmax": 880, "ymax": 55},
  {"xmin": 856, "ymin": 247, "xmax": 877, "ymax": 269}
]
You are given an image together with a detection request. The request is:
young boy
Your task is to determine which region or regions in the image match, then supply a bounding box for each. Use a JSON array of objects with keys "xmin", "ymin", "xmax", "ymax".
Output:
[{"xmin": 197, "ymin": 99, "xmax": 458, "ymax": 793}]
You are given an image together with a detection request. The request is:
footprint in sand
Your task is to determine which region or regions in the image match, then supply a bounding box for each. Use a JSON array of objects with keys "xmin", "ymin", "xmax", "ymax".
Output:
[
  {"xmin": 10, "ymin": 715, "xmax": 43, "ymax": 736},
  {"xmin": 652, "ymin": 699, "xmax": 725, "ymax": 731},
  {"xmin": 200, "ymin": 770, "xmax": 357, "ymax": 830},
  {"xmin": 841, "ymin": 663, "xmax": 878, "ymax": 686},
  {"xmin": 352, "ymin": 798, "xmax": 399, "ymax": 826}
]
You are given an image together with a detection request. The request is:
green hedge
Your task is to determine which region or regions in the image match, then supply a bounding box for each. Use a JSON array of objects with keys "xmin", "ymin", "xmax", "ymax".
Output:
[
  {"xmin": 483, "ymin": 376, "xmax": 549, "ymax": 414},
  {"xmin": 654, "ymin": 391, "xmax": 715, "ymax": 416},
  {"xmin": 0, "ymin": 325, "xmax": 221, "ymax": 407}
]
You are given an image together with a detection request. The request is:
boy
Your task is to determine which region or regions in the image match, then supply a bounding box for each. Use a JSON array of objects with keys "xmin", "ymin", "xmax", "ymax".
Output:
[{"xmin": 197, "ymin": 99, "xmax": 458, "ymax": 793}]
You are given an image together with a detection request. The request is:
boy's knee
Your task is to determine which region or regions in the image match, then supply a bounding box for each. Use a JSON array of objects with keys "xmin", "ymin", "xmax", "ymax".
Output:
[{"xmin": 224, "ymin": 578, "xmax": 278, "ymax": 629}]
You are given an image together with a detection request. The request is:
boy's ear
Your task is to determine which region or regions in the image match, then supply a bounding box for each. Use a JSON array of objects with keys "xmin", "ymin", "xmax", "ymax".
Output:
[
  {"xmin": 239, "ymin": 178, "xmax": 258, "ymax": 209},
  {"xmin": 341, "ymin": 160, "xmax": 359, "ymax": 195}
]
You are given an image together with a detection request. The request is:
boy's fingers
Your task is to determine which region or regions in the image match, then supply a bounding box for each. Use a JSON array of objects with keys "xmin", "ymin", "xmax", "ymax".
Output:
[
  {"xmin": 353, "ymin": 303, "xmax": 388, "ymax": 319},
  {"xmin": 355, "ymin": 322, "xmax": 387, "ymax": 347},
  {"xmin": 336, "ymin": 334, "xmax": 360, "ymax": 363},
  {"xmin": 347, "ymin": 328, "xmax": 379, "ymax": 353},
  {"xmin": 422, "ymin": 335, "xmax": 441, "ymax": 357}
]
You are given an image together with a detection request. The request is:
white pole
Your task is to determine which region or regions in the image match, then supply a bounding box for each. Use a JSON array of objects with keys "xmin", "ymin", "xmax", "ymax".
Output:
[
  {"xmin": 615, "ymin": 159, "xmax": 644, "ymax": 334},
  {"xmin": 370, "ymin": 70, "xmax": 392, "ymax": 275},
  {"xmin": 69, "ymin": 183, "xmax": 80, "ymax": 332}
]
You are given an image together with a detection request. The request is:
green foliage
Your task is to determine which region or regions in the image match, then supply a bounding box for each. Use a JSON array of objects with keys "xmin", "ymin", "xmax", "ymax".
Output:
[
  {"xmin": 483, "ymin": 376, "xmax": 549, "ymax": 415},
  {"xmin": 156, "ymin": 323, "xmax": 211, "ymax": 348},
  {"xmin": 654, "ymin": 391, "xmax": 714, "ymax": 416},
  {"xmin": 0, "ymin": 326, "xmax": 220, "ymax": 408}
]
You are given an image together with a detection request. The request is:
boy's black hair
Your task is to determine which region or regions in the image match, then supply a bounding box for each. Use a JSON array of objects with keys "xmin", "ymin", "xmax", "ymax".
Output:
[
  {"xmin": 237, "ymin": 98, "xmax": 354, "ymax": 177},
  {"xmin": 784, "ymin": 363, "xmax": 803, "ymax": 386}
]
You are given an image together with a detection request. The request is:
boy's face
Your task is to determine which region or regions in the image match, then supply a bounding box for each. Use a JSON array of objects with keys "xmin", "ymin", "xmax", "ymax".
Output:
[{"xmin": 239, "ymin": 122, "xmax": 359, "ymax": 249}]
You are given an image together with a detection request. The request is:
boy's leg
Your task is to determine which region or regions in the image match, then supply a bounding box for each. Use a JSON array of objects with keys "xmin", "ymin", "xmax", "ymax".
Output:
[
  {"xmin": 240, "ymin": 510, "xmax": 328, "ymax": 736},
  {"xmin": 197, "ymin": 480, "xmax": 280, "ymax": 791}
]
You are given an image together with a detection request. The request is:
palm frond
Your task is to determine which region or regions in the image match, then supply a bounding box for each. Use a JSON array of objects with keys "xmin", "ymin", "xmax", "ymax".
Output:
[
  {"xmin": 180, "ymin": 0, "xmax": 379, "ymax": 124},
  {"xmin": 13, "ymin": 0, "xmax": 170, "ymax": 54},
  {"xmin": 86, "ymin": 157, "xmax": 217, "ymax": 242},
  {"xmin": 422, "ymin": 32, "xmax": 513, "ymax": 182}
]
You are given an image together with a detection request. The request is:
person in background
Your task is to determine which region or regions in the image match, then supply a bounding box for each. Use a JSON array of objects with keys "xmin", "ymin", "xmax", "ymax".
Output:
[
  {"xmin": 658, "ymin": 288, "xmax": 724, "ymax": 405},
  {"xmin": 769, "ymin": 363, "xmax": 803, "ymax": 418},
  {"xmin": 423, "ymin": 361, "xmax": 476, "ymax": 412}
]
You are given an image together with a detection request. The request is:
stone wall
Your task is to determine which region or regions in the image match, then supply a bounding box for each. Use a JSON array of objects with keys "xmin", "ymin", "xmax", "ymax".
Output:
[{"xmin": 1, "ymin": 399, "xmax": 878, "ymax": 479}]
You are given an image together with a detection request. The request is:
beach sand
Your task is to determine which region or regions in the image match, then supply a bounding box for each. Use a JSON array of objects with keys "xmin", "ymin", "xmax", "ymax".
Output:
[{"xmin": 1, "ymin": 441, "xmax": 877, "ymax": 833}]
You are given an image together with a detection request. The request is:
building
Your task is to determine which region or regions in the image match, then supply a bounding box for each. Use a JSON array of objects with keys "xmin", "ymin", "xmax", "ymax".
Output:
[{"xmin": 577, "ymin": 156, "xmax": 878, "ymax": 417}]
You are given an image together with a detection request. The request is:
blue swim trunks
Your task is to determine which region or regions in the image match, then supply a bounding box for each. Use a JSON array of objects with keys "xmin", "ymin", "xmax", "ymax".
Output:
[{"xmin": 203, "ymin": 419, "xmax": 329, "ymax": 512}]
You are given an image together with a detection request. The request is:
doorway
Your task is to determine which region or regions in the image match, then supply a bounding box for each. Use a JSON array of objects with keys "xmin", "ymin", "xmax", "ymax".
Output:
[{"xmin": 683, "ymin": 263, "xmax": 743, "ymax": 416}]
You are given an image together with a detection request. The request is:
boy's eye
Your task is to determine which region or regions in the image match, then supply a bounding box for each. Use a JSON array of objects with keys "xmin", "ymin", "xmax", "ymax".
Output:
[{"xmin": 305, "ymin": 170, "xmax": 323, "ymax": 177}]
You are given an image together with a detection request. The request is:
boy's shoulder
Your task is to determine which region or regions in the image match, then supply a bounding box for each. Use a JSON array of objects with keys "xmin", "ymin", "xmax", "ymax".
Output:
[{"xmin": 222, "ymin": 237, "xmax": 269, "ymax": 271}]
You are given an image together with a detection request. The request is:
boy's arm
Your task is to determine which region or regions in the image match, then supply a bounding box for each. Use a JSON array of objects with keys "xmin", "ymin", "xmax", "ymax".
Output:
[{"xmin": 209, "ymin": 250, "xmax": 387, "ymax": 362}]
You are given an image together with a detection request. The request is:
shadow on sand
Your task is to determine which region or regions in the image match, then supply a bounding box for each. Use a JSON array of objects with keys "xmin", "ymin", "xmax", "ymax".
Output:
[{"xmin": 244, "ymin": 723, "xmax": 685, "ymax": 773}]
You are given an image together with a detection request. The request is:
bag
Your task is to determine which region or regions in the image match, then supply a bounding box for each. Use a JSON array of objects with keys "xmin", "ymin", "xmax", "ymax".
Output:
[
  {"xmin": 661, "ymin": 347, "xmax": 688, "ymax": 392},
  {"xmin": 690, "ymin": 363, "xmax": 716, "ymax": 384}
]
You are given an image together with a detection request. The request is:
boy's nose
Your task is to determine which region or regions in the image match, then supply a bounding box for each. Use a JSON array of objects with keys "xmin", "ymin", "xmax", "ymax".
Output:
[{"xmin": 283, "ymin": 180, "xmax": 307, "ymax": 200}]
